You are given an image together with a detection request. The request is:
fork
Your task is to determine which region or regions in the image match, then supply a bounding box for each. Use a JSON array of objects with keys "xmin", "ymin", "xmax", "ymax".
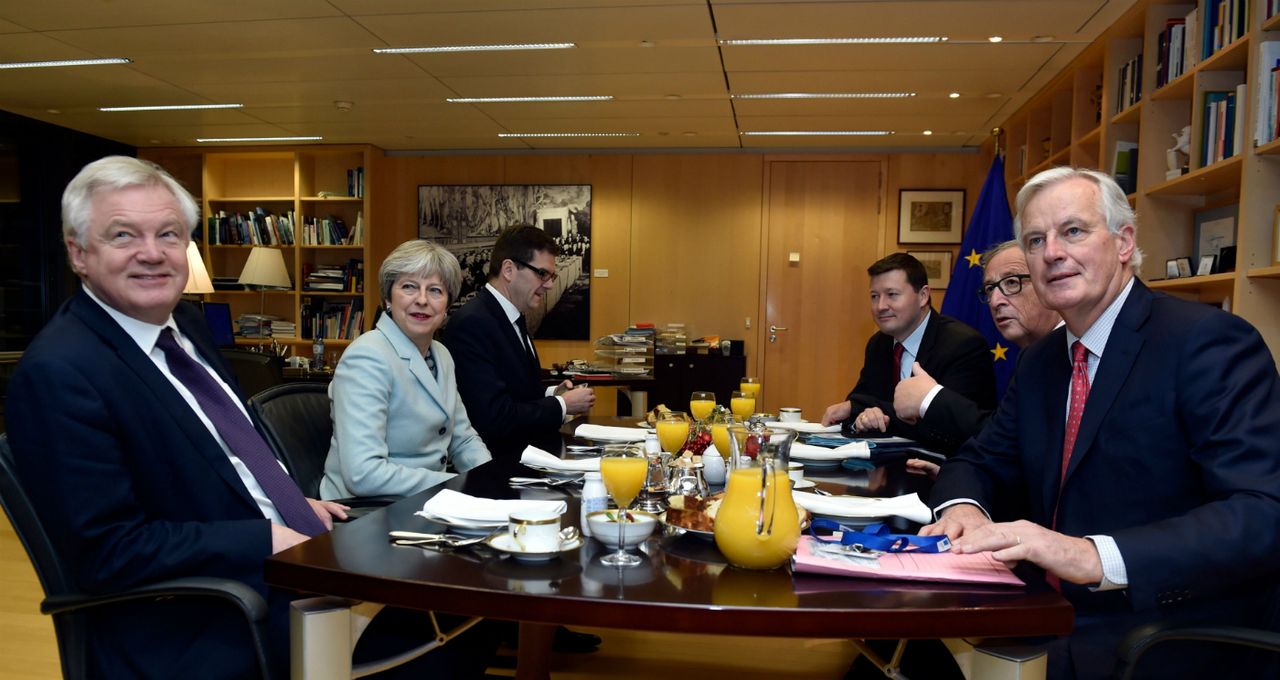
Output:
[
  {"xmin": 391, "ymin": 530, "xmax": 500, "ymax": 548},
  {"xmin": 508, "ymin": 475, "xmax": 583, "ymax": 487}
]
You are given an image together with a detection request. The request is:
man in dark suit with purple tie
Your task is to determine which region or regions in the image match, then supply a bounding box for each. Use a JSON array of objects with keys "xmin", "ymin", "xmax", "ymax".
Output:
[{"xmin": 925, "ymin": 167, "xmax": 1280, "ymax": 679}]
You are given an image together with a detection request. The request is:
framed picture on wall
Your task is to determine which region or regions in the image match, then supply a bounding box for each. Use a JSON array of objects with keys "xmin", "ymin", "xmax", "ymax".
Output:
[
  {"xmin": 898, "ymin": 189, "xmax": 965, "ymax": 244},
  {"xmin": 907, "ymin": 250, "xmax": 953, "ymax": 290}
]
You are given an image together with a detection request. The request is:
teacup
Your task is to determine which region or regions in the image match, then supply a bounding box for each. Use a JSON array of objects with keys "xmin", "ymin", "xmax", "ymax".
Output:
[
  {"xmin": 509, "ymin": 509, "xmax": 563, "ymax": 553},
  {"xmin": 787, "ymin": 461, "xmax": 805, "ymax": 483},
  {"xmin": 779, "ymin": 407, "xmax": 802, "ymax": 423}
]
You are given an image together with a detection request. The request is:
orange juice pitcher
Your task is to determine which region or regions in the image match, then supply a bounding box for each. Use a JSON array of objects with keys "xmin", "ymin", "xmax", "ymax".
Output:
[{"xmin": 714, "ymin": 426, "xmax": 800, "ymax": 570}]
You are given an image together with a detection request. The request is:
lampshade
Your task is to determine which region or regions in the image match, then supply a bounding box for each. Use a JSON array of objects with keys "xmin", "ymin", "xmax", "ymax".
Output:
[
  {"xmin": 238, "ymin": 246, "xmax": 291, "ymax": 288},
  {"xmin": 183, "ymin": 242, "xmax": 214, "ymax": 294}
]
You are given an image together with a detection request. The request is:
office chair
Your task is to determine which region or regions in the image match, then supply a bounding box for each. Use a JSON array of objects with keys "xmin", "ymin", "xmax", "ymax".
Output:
[
  {"xmin": 1117, "ymin": 620, "xmax": 1280, "ymax": 680},
  {"xmin": 249, "ymin": 383, "xmax": 397, "ymax": 511},
  {"xmin": 220, "ymin": 348, "xmax": 285, "ymax": 401},
  {"xmin": 0, "ymin": 434, "xmax": 274, "ymax": 680}
]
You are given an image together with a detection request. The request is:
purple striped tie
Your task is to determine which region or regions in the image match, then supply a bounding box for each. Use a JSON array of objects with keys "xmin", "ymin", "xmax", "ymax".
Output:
[{"xmin": 156, "ymin": 329, "xmax": 326, "ymax": 536}]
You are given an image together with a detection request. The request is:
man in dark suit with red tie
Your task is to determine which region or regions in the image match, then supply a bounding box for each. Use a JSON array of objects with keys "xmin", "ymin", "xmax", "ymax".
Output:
[
  {"xmin": 443, "ymin": 225, "xmax": 595, "ymax": 463},
  {"xmin": 925, "ymin": 167, "xmax": 1280, "ymax": 679},
  {"xmin": 821, "ymin": 252, "xmax": 996, "ymax": 453}
]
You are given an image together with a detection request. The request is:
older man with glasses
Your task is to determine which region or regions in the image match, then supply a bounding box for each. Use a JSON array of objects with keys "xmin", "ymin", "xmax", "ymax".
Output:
[{"xmin": 892, "ymin": 240, "xmax": 1061, "ymax": 453}]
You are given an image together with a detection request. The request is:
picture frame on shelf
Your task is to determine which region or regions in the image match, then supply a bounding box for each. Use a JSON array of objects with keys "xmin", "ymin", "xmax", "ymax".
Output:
[
  {"xmin": 1192, "ymin": 204, "xmax": 1237, "ymax": 263},
  {"xmin": 898, "ymin": 190, "xmax": 965, "ymax": 244},
  {"xmin": 1197, "ymin": 255, "xmax": 1216, "ymax": 276},
  {"xmin": 1166, "ymin": 259, "xmax": 1181, "ymax": 279},
  {"xmin": 907, "ymin": 250, "xmax": 953, "ymax": 289},
  {"xmin": 1176, "ymin": 257, "xmax": 1193, "ymax": 279}
]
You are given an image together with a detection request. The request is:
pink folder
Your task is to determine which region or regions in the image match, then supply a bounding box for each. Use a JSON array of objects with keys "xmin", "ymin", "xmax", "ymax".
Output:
[{"xmin": 793, "ymin": 537, "xmax": 1025, "ymax": 586}]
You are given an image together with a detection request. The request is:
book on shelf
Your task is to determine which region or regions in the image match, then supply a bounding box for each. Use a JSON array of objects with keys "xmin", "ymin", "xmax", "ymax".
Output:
[
  {"xmin": 1257, "ymin": 42, "xmax": 1280, "ymax": 146},
  {"xmin": 301, "ymin": 214, "xmax": 363, "ymax": 246},
  {"xmin": 1116, "ymin": 53, "xmax": 1143, "ymax": 113},
  {"xmin": 1202, "ymin": 0, "xmax": 1248, "ymax": 60},
  {"xmin": 346, "ymin": 166, "xmax": 364, "ymax": 198},
  {"xmin": 1156, "ymin": 18, "xmax": 1186, "ymax": 89},
  {"xmin": 301, "ymin": 296, "xmax": 364, "ymax": 340},
  {"xmin": 236, "ymin": 314, "xmax": 282, "ymax": 339},
  {"xmin": 1112, "ymin": 142, "xmax": 1139, "ymax": 195},
  {"xmin": 1184, "ymin": 7, "xmax": 1200, "ymax": 72},
  {"xmin": 207, "ymin": 208, "xmax": 295, "ymax": 246},
  {"xmin": 302, "ymin": 259, "xmax": 363, "ymax": 293},
  {"xmin": 1201, "ymin": 86, "xmax": 1246, "ymax": 166}
]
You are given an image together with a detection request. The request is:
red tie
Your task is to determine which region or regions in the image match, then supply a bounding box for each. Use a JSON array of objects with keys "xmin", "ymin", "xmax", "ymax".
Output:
[
  {"xmin": 892, "ymin": 342, "xmax": 905, "ymax": 385},
  {"xmin": 1047, "ymin": 341, "xmax": 1090, "ymax": 593}
]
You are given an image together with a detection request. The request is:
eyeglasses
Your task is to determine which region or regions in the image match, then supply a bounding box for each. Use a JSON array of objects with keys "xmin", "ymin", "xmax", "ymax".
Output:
[
  {"xmin": 978, "ymin": 274, "xmax": 1032, "ymax": 303},
  {"xmin": 511, "ymin": 257, "xmax": 558, "ymax": 283}
]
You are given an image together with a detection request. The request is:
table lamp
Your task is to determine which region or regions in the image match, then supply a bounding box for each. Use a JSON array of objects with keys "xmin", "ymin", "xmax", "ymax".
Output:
[
  {"xmin": 183, "ymin": 242, "xmax": 214, "ymax": 295},
  {"xmin": 238, "ymin": 246, "xmax": 291, "ymax": 314}
]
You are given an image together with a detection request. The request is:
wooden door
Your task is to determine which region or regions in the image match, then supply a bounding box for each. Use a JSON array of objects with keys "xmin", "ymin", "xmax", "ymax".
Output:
[{"xmin": 761, "ymin": 161, "xmax": 883, "ymax": 419}]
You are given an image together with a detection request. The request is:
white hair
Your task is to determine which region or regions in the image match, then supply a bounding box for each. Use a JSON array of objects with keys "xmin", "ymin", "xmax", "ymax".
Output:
[
  {"xmin": 62, "ymin": 156, "xmax": 199, "ymax": 250},
  {"xmin": 1013, "ymin": 166, "xmax": 1143, "ymax": 272}
]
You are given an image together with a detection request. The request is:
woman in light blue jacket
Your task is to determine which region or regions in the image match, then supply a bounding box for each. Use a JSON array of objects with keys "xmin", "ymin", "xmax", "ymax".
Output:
[{"xmin": 321, "ymin": 240, "xmax": 491, "ymax": 499}]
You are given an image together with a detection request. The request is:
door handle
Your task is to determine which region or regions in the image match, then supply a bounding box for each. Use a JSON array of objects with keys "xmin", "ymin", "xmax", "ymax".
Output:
[{"xmin": 769, "ymin": 325, "xmax": 788, "ymax": 332}]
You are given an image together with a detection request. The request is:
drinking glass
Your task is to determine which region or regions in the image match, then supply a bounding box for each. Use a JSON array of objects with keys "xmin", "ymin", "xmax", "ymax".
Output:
[
  {"xmin": 689, "ymin": 391, "xmax": 716, "ymax": 422},
  {"xmin": 599, "ymin": 444, "xmax": 646, "ymax": 567},
  {"xmin": 709, "ymin": 413, "xmax": 738, "ymax": 460},
  {"xmin": 655, "ymin": 411, "xmax": 691, "ymax": 455},
  {"xmin": 730, "ymin": 391, "xmax": 756, "ymax": 419},
  {"xmin": 739, "ymin": 377, "xmax": 762, "ymax": 411}
]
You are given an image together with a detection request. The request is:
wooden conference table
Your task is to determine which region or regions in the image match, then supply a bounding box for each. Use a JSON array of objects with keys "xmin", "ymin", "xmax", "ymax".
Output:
[{"xmin": 266, "ymin": 418, "xmax": 1072, "ymax": 679}]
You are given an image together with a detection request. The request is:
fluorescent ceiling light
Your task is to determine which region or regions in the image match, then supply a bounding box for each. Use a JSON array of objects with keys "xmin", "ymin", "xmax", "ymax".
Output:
[
  {"xmin": 447, "ymin": 96, "xmax": 612, "ymax": 103},
  {"xmin": 100, "ymin": 103, "xmax": 243, "ymax": 112},
  {"xmin": 498, "ymin": 132, "xmax": 640, "ymax": 138},
  {"xmin": 0, "ymin": 57, "xmax": 131, "ymax": 70},
  {"xmin": 375, "ymin": 43, "xmax": 574, "ymax": 54},
  {"xmin": 720, "ymin": 37, "xmax": 946, "ymax": 46},
  {"xmin": 740, "ymin": 130, "xmax": 894, "ymax": 136},
  {"xmin": 733, "ymin": 92, "xmax": 915, "ymax": 99},
  {"xmin": 197, "ymin": 136, "xmax": 323, "ymax": 143}
]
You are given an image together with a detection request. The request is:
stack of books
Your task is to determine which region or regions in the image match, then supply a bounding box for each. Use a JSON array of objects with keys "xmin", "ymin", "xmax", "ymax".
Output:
[
  {"xmin": 237, "ymin": 314, "xmax": 281, "ymax": 338},
  {"xmin": 302, "ymin": 260, "xmax": 363, "ymax": 292},
  {"xmin": 270, "ymin": 320, "xmax": 296, "ymax": 339}
]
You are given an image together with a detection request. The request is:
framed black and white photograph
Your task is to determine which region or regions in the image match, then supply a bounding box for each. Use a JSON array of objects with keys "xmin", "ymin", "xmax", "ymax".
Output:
[
  {"xmin": 898, "ymin": 189, "xmax": 965, "ymax": 244},
  {"xmin": 1197, "ymin": 255, "xmax": 1216, "ymax": 276},
  {"xmin": 1176, "ymin": 257, "xmax": 1193, "ymax": 278},
  {"xmin": 907, "ymin": 250, "xmax": 953, "ymax": 289},
  {"xmin": 418, "ymin": 184, "xmax": 592, "ymax": 340},
  {"xmin": 1166, "ymin": 259, "xmax": 1180, "ymax": 279},
  {"xmin": 1192, "ymin": 203, "xmax": 1237, "ymax": 263}
]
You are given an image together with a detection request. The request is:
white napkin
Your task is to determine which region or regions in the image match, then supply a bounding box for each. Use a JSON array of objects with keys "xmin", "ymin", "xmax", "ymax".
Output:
[
  {"xmin": 417, "ymin": 489, "xmax": 566, "ymax": 524},
  {"xmin": 520, "ymin": 445, "xmax": 601, "ymax": 472},
  {"xmin": 789, "ymin": 441, "xmax": 871, "ymax": 461},
  {"xmin": 573, "ymin": 423, "xmax": 648, "ymax": 442},
  {"xmin": 764, "ymin": 421, "xmax": 842, "ymax": 434},
  {"xmin": 792, "ymin": 491, "xmax": 932, "ymax": 524}
]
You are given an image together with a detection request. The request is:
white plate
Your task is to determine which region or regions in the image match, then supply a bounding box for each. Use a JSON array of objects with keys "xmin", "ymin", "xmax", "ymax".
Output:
[
  {"xmin": 634, "ymin": 421, "xmax": 655, "ymax": 430},
  {"xmin": 417, "ymin": 513, "xmax": 507, "ymax": 536},
  {"xmin": 486, "ymin": 533, "xmax": 584, "ymax": 562}
]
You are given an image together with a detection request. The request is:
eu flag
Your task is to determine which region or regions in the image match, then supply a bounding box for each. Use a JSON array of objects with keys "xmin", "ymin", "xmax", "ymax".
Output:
[{"xmin": 940, "ymin": 155, "xmax": 1017, "ymax": 397}]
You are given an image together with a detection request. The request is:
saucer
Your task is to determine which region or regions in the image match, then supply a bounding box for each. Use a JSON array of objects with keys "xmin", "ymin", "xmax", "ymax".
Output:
[
  {"xmin": 791, "ymin": 478, "xmax": 817, "ymax": 490},
  {"xmin": 486, "ymin": 533, "xmax": 584, "ymax": 563}
]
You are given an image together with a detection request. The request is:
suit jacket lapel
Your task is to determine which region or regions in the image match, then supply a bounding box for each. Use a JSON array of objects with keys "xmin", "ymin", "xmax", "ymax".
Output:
[
  {"xmin": 1037, "ymin": 326, "xmax": 1072, "ymax": 519},
  {"xmin": 1061, "ymin": 281, "xmax": 1150, "ymax": 485},
  {"xmin": 69, "ymin": 292, "xmax": 260, "ymax": 511},
  {"xmin": 376, "ymin": 313, "xmax": 446, "ymax": 409},
  {"xmin": 483, "ymin": 288, "xmax": 540, "ymax": 378}
]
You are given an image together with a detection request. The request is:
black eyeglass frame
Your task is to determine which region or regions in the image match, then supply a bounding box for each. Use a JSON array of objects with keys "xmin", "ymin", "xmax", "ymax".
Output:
[
  {"xmin": 510, "ymin": 257, "xmax": 558, "ymax": 283},
  {"xmin": 978, "ymin": 273, "xmax": 1032, "ymax": 303}
]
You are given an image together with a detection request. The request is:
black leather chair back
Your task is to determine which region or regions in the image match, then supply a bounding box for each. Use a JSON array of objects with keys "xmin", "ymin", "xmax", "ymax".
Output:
[
  {"xmin": 249, "ymin": 383, "xmax": 332, "ymax": 498},
  {"xmin": 0, "ymin": 433, "xmax": 91, "ymax": 678},
  {"xmin": 219, "ymin": 349, "xmax": 284, "ymax": 402}
]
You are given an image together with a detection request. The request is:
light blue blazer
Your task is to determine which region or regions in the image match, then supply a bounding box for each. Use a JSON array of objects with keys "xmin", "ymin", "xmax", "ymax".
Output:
[{"xmin": 321, "ymin": 313, "xmax": 491, "ymax": 500}]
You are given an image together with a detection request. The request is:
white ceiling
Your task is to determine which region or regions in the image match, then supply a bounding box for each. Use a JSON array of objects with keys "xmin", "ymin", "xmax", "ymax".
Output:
[{"xmin": 0, "ymin": 0, "xmax": 1136, "ymax": 152}]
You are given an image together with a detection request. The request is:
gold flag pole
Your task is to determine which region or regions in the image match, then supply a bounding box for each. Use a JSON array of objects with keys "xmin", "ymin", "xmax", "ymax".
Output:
[{"xmin": 991, "ymin": 127, "xmax": 1005, "ymax": 158}]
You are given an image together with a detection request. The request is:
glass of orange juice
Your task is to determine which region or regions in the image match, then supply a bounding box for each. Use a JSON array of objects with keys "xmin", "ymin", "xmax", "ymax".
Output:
[
  {"xmin": 689, "ymin": 391, "xmax": 716, "ymax": 422},
  {"xmin": 710, "ymin": 414, "xmax": 737, "ymax": 460},
  {"xmin": 739, "ymin": 377, "xmax": 762, "ymax": 410},
  {"xmin": 730, "ymin": 391, "xmax": 756, "ymax": 419},
  {"xmin": 655, "ymin": 411, "xmax": 691, "ymax": 455},
  {"xmin": 599, "ymin": 444, "xmax": 647, "ymax": 567}
]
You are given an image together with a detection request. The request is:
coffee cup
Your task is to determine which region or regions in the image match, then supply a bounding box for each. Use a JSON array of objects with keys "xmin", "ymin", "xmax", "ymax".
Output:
[
  {"xmin": 779, "ymin": 407, "xmax": 802, "ymax": 423},
  {"xmin": 787, "ymin": 461, "xmax": 805, "ymax": 483},
  {"xmin": 509, "ymin": 509, "xmax": 563, "ymax": 553}
]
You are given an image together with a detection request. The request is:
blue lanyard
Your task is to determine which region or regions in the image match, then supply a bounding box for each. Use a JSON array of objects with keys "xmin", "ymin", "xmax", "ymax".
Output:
[{"xmin": 808, "ymin": 520, "xmax": 951, "ymax": 553}]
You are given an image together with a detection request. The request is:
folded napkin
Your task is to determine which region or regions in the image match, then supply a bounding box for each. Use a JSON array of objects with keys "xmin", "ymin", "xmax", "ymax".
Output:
[
  {"xmin": 792, "ymin": 491, "xmax": 932, "ymax": 525},
  {"xmin": 789, "ymin": 441, "xmax": 871, "ymax": 461},
  {"xmin": 417, "ymin": 489, "xmax": 566, "ymax": 524},
  {"xmin": 573, "ymin": 423, "xmax": 648, "ymax": 442},
  {"xmin": 764, "ymin": 421, "xmax": 842, "ymax": 434},
  {"xmin": 520, "ymin": 445, "xmax": 601, "ymax": 472}
]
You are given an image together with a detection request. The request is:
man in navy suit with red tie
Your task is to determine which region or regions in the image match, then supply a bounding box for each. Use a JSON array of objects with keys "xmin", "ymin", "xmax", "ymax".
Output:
[
  {"xmin": 821, "ymin": 252, "xmax": 996, "ymax": 453},
  {"xmin": 926, "ymin": 167, "xmax": 1280, "ymax": 678}
]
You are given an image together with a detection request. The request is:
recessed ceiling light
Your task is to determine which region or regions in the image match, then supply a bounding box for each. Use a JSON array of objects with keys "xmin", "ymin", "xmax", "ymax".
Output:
[
  {"xmin": 665, "ymin": 94, "xmax": 682, "ymax": 100},
  {"xmin": 720, "ymin": 37, "xmax": 946, "ymax": 46},
  {"xmin": 1031, "ymin": 35, "xmax": 1055, "ymax": 43},
  {"xmin": 682, "ymin": 131, "xmax": 697, "ymax": 136},
  {"xmin": 639, "ymin": 40, "xmax": 656, "ymax": 48},
  {"xmin": 985, "ymin": 92, "xmax": 1003, "ymax": 99},
  {"xmin": 46, "ymin": 109, "xmax": 61, "ymax": 114},
  {"xmin": 99, "ymin": 103, "xmax": 243, "ymax": 112},
  {"xmin": 497, "ymin": 132, "xmax": 641, "ymax": 138},
  {"xmin": 923, "ymin": 130, "xmax": 933, "ymax": 135},
  {"xmin": 733, "ymin": 92, "xmax": 915, "ymax": 99},
  {"xmin": 988, "ymin": 36, "xmax": 1004, "ymax": 43},
  {"xmin": 446, "ymin": 96, "xmax": 612, "ymax": 103},
  {"xmin": 740, "ymin": 130, "xmax": 894, "ymax": 136},
  {"xmin": 374, "ymin": 43, "xmax": 574, "ymax": 54},
  {"xmin": 949, "ymin": 92, "xmax": 961, "ymax": 99},
  {"xmin": 0, "ymin": 57, "xmax": 131, "ymax": 70},
  {"xmin": 197, "ymin": 136, "xmax": 323, "ymax": 143}
]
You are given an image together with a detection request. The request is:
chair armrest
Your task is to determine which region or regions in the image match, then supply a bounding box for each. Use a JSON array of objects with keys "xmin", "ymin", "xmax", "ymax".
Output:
[
  {"xmin": 40, "ymin": 576, "xmax": 268, "ymax": 621},
  {"xmin": 1119, "ymin": 624, "xmax": 1280, "ymax": 680}
]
